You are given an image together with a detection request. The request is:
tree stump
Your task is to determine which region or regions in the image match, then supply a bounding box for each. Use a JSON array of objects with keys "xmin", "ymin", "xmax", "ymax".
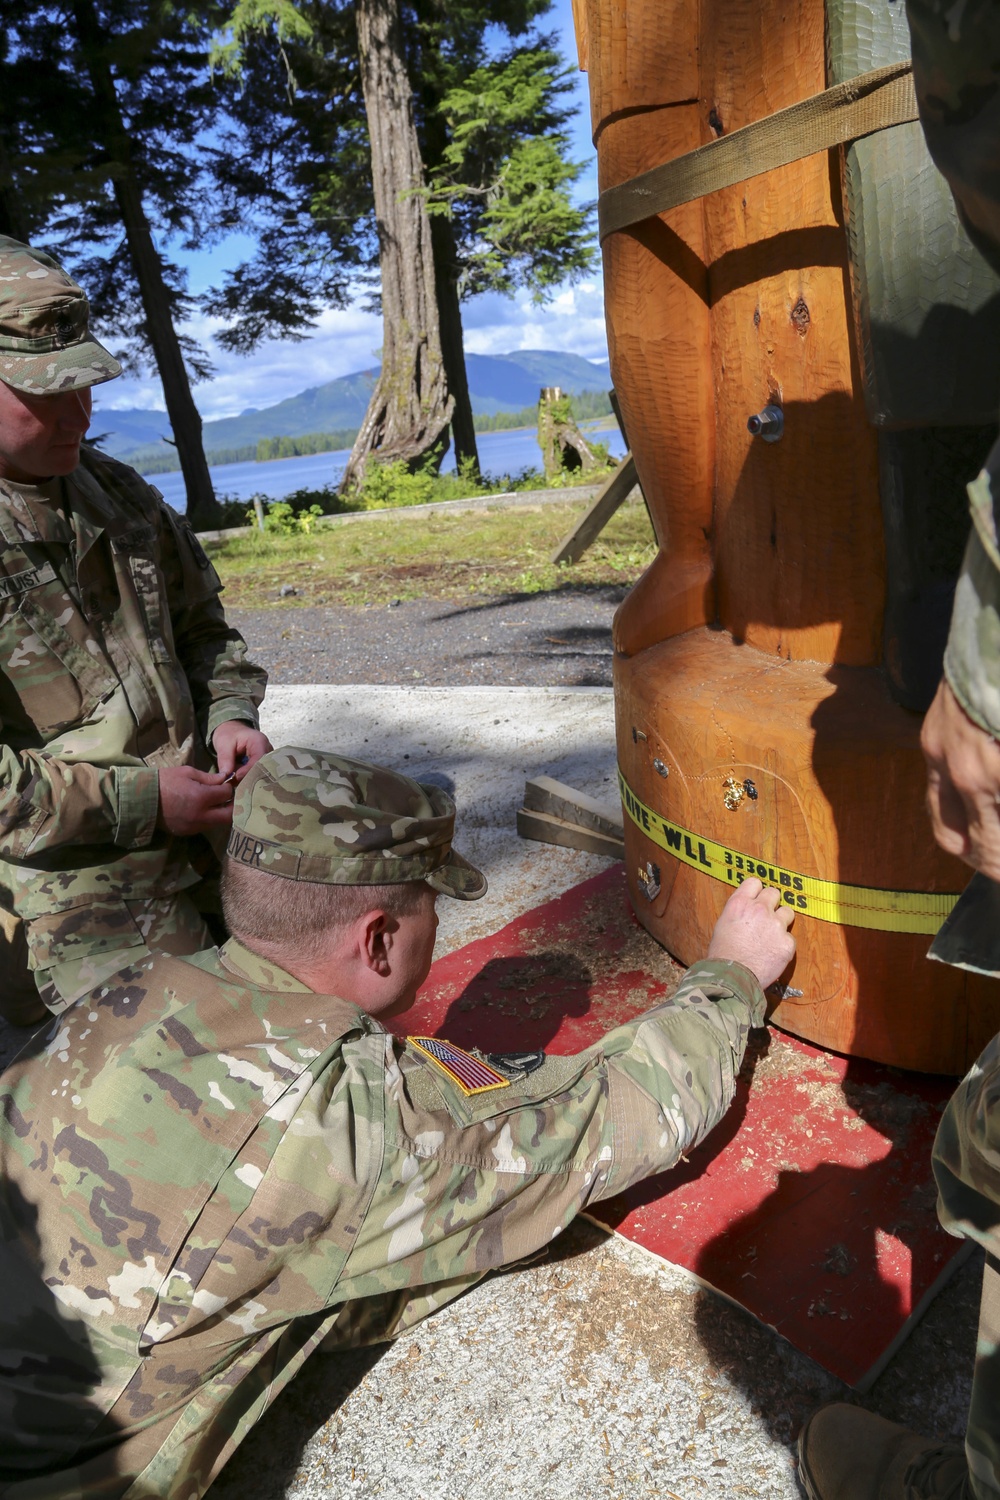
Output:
[{"xmin": 537, "ymin": 387, "xmax": 602, "ymax": 482}]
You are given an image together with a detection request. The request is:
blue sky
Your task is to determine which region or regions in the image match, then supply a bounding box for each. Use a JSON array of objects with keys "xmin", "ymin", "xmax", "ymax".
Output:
[{"xmin": 95, "ymin": 0, "xmax": 607, "ymax": 421}]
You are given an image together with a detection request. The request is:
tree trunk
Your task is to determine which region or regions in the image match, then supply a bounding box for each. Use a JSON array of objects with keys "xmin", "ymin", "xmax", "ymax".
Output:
[
  {"xmin": 70, "ymin": 0, "xmax": 219, "ymax": 530},
  {"xmin": 339, "ymin": 0, "xmax": 453, "ymax": 494},
  {"xmin": 431, "ymin": 215, "xmax": 479, "ymax": 478},
  {"xmin": 538, "ymin": 387, "xmax": 601, "ymax": 481},
  {"xmin": 0, "ymin": 139, "xmax": 31, "ymax": 242}
]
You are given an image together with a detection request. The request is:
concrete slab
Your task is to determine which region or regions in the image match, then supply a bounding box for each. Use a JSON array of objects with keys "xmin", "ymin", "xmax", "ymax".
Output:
[
  {"xmin": 256, "ymin": 685, "xmax": 621, "ymax": 957},
  {"xmin": 206, "ymin": 1212, "xmax": 981, "ymax": 1500}
]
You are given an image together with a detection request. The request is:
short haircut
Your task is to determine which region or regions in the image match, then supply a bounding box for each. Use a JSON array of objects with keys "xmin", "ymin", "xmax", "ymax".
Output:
[{"xmin": 221, "ymin": 857, "xmax": 430, "ymax": 965}]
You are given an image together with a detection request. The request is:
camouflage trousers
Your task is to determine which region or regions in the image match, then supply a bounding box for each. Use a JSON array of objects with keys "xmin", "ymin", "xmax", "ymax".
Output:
[
  {"xmin": 966, "ymin": 1254, "xmax": 1000, "ymax": 1499},
  {"xmin": 0, "ymin": 894, "xmax": 213, "ymax": 1025},
  {"xmin": 934, "ymin": 1038, "xmax": 1000, "ymax": 1499}
]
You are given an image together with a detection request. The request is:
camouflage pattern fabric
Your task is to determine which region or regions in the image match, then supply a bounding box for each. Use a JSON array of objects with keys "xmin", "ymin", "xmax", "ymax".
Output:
[
  {"xmin": 906, "ymin": 7, "xmax": 1000, "ymax": 1491},
  {"xmin": 0, "ymin": 446, "xmax": 266, "ymax": 1013},
  {"xmin": 229, "ymin": 746, "xmax": 487, "ymax": 898},
  {"xmin": 944, "ymin": 513, "xmax": 1000, "ymax": 744},
  {"xmin": 933, "ymin": 1040, "xmax": 1000, "ymax": 1497},
  {"xmin": 0, "ymin": 892, "xmax": 214, "ymax": 1026},
  {"xmin": 0, "ymin": 238, "xmax": 121, "ymax": 393},
  {"xmin": 0, "ymin": 938, "xmax": 765, "ymax": 1497},
  {"xmin": 906, "ymin": 0, "xmax": 1000, "ymax": 270},
  {"xmin": 904, "ymin": 0, "xmax": 1000, "ymax": 749},
  {"xmin": 31, "ymin": 893, "xmax": 212, "ymax": 1018}
]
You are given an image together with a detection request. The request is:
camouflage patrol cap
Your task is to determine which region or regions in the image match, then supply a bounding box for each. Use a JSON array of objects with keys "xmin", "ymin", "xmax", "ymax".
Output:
[
  {"xmin": 227, "ymin": 746, "xmax": 488, "ymax": 900},
  {"xmin": 0, "ymin": 237, "xmax": 121, "ymax": 393}
]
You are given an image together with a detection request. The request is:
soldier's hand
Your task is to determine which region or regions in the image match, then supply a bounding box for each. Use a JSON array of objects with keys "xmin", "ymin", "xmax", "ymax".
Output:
[
  {"xmin": 212, "ymin": 720, "xmax": 273, "ymax": 783},
  {"xmin": 157, "ymin": 767, "xmax": 236, "ymax": 836},
  {"xmin": 922, "ymin": 677, "xmax": 1000, "ymax": 881},
  {"xmin": 706, "ymin": 877, "xmax": 796, "ymax": 990}
]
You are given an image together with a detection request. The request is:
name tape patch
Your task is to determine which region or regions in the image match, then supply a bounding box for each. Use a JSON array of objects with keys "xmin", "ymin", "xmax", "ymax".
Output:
[
  {"xmin": 409, "ymin": 1036, "xmax": 511, "ymax": 1095},
  {"xmin": 0, "ymin": 563, "xmax": 54, "ymax": 599},
  {"xmin": 227, "ymin": 829, "xmax": 265, "ymax": 867},
  {"xmin": 618, "ymin": 768, "xmax": 961, "ymax": 935},
  {"xmin": 111, "ymin": 524, "xmax": 155, "ymax": 552}
]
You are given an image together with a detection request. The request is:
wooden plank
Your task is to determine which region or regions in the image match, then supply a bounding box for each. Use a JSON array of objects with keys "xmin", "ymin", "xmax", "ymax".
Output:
[
  {"xmin": 550, "ymin": 453, "xmax": 639, "ymax": 566},
  {"xmin": 523, "ymin": 775, "xmax": 624, "ymax": 839},
  {"xmin": 516, "ymin": 807, "xmax": 625, "ymax": 859}
]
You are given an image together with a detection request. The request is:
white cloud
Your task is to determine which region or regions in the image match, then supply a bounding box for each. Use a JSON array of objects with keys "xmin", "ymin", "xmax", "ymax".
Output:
[
  {"xmin": 95, "ymin": 302, "xmax": 384, "ymax": 421},
  {"xmin": 93, "ymin": 282, "xmax": 610, "ymax": 422},
  {"xmin": 461, "ymin": 282, "xmax": 608, "ymax": 362}
]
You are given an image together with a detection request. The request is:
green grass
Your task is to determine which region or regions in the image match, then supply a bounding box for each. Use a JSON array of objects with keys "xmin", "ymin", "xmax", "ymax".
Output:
[{"xmin": 210, "ymin": 496, "xmax": 656, "ymax": 609}]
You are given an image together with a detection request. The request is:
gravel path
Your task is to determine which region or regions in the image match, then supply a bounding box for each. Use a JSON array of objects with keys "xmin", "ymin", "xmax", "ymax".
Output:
[{"xmin": 228, "ymin": 585, "xmax": 626, "ymax": 688}]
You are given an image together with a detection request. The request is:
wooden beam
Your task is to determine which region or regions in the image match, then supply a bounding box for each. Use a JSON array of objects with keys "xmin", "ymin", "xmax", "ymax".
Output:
[
  {"xmin": 523, "ymin": 775, "xmax": 624, "ymax": 838},
  {"xmin": 550, "ymin": 452, "xmax": 640, "ymax": 566},
  {"xmin": 517, "ymin": 776, "xmax": 625, "ymax": 858},
  {"xmin": 516, "ymin": 807, "xmax": 624, "ymax": 859}
]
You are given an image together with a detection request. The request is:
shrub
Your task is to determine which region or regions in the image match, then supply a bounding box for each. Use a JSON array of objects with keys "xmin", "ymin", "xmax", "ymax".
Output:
[
  {"xmin": 357, "ymin": 459, "xmax": 437, "ymax": 510},
  {"xmin": 249, "ymin": 500, "xmax": 325, "ymax": 536}
]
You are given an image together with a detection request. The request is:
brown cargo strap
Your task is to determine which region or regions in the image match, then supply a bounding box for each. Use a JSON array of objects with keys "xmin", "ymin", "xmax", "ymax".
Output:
[{"xmin": 598, "ymin": 60, "xmax": 917, "ymax": 242}]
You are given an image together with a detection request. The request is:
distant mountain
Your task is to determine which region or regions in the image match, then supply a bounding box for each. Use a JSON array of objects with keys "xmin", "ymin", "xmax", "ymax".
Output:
[
  {"xmin": 88, "ymin": 407, "xmax": 173, "ymax": 453},
  {"xmin": 91, "ymin": 349, "xmax": 610, "ymax": 466},
  {"xmin": 463, "ymin": 350, "xmax": 609, "ymax": 414}
]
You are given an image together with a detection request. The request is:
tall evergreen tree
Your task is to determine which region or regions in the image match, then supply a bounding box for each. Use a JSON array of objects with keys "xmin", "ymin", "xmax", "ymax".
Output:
[
  {"xmin": 208, "ymin": 0, "xmax": 594, "ymax": 484},
  {"xmin": 416, "ymin": 26, "xmax": 595, "ymax": 476},
  {"xmin": 336, "ymin": 0, "xmax": 452, "ymax": 491},
  {"xmin": 0, "ymin": 1, "xmax": 224, "ymax": 527}
]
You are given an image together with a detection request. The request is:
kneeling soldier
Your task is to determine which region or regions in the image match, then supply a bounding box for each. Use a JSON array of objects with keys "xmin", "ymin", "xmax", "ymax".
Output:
[{"xmin": 0, "ymin": 747, "xmax": 795, "ymax": 1498}]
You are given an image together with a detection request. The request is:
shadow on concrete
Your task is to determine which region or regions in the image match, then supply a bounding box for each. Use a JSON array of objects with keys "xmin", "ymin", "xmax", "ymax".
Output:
[
  {"xmin": 207, "ymin": 1220, "xmax": 626, "ymax": 1499},
  {"xmin": 204, "ymin": 1342, "xmax": 386, "ymax": 1500}
]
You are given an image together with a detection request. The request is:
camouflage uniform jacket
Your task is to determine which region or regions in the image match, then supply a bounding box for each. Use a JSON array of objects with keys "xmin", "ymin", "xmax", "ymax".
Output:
[
  {"xmin": 907, "ymin": 0, "xmax": 1000, "ymax": 740},
  {"xmin": 0, "ymin": 447, "xmax": 265, "ymax": 956},
  {"xmin": 908, "ymin": 3, "xmax": 1000, "ymax": 1413},
  {"xmin": 0, "ymin": 939, "xmax": 764, "ymax": 1498}
]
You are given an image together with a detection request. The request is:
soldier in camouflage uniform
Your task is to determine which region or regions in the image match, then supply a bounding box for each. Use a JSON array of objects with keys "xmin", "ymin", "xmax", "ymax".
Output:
[
  {"xmin": 0, "ymin": 745, "xmax": 795, "ymax": 1498},
  {"xmin": 799, "ymin": 3, "xmax": 1000, "ymax": 1496},
  {"xmin": 0, "ymin": 237, "xmax": 269, "ymax": 1026}
]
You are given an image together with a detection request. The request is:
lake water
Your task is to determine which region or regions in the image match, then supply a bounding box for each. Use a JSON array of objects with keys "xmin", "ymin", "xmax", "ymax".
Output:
[{"xmin": 146, "ymin": 423, "xmax": 626, "ymax": 510}]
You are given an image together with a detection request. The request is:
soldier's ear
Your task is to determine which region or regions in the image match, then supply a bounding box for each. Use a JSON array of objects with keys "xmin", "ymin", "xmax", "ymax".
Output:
[{"xmin": 360, "ymin": 910, "xmax": 392, "ymax": 975}]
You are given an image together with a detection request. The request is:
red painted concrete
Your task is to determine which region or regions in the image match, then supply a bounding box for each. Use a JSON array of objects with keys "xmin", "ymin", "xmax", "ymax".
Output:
[{"xmin": 398, "ymin": 865, "xmax": 964, "ymax": 1386}]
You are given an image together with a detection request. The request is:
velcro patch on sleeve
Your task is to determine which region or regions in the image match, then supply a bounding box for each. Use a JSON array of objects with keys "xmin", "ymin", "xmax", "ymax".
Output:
[{"xmin": 408, "ymin": 1036, "xmax": 511, "ymax": 1096}]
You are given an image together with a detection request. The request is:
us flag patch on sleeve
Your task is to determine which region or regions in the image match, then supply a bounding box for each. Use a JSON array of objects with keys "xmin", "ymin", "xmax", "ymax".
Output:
[{"xmin": 408, "ymin": 1037, "xmax": 511, "ymax": 1095}]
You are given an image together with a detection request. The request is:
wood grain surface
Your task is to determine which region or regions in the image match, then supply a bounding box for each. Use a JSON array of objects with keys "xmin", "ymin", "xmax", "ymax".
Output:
[
  {"xmin": 576, "ymin": 0, "xmax": 1000, "ymax": 1068},
  {"xmin": 616, "ymin": 629, "xmax": 978, "ymax": 1071}
]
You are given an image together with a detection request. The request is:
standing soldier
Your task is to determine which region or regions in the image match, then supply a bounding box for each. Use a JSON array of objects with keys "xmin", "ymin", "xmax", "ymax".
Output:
[
  {"xmin": 799, "ymin": 3, "xmax": 1000, "ymax": 1497},
  {"xmin": 0, "ymin": 747, "xmax": 796, "ymax": 1496},
  {"xmin": 0, "ymin": 236, "xmax": 269, "ymax": 1027}
]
